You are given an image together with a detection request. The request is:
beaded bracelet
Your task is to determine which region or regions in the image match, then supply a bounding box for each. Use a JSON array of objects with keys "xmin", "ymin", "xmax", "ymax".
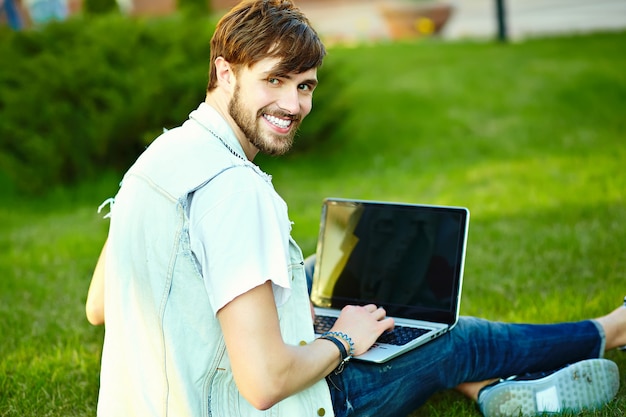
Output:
[
  {"xmin": 321, "ymin": 331, "xmax": 355, "ymax": 357},
  {"xmin": 320, "ymin": 331, "xmax": 355, "ymax": 374}
]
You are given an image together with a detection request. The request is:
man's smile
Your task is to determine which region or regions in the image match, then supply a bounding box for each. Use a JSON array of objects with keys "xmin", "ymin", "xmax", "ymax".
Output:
[{"xmin": 263, "ymin": 113, "xmax": 293, "ymax": 130}]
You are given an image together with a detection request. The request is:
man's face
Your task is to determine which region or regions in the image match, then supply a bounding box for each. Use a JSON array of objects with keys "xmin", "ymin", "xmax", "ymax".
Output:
[{"xmin": 228, "ymin": 57, "xmax": 318, "ymax": 156}]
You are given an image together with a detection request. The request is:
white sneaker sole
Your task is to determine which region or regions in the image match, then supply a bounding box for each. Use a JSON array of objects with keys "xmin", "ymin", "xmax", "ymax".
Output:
[{"xmin": 478, "ymin": 359, "xmax": 620, "ymax": 417}]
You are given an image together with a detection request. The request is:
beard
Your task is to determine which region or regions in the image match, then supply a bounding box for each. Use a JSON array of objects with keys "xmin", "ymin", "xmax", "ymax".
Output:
[{"xmin": 228, "ymin": 85, "xmax": 301, "ymax": 156}]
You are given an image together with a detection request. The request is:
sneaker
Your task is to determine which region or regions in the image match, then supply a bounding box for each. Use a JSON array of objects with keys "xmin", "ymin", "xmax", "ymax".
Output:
[{"xmin": 477, "ymin": 358, "xmax": 620, "ymax": 417}]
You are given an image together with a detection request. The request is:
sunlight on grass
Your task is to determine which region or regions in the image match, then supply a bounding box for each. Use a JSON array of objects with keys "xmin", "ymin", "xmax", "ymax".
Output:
[{"xmin": 456, "ymin": 150, "xmax": 626, "ymax": 218}]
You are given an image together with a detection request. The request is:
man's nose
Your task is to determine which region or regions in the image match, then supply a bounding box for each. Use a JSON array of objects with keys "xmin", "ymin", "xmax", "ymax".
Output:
[{"xmin": 276, "ymin": 87, "xmax": 301, "ymax": 115}]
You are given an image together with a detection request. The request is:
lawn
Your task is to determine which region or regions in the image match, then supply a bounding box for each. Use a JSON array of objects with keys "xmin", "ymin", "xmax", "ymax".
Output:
[{"xmin": 1, "ymin": 31, "xmax": 625, "ymax": 416}]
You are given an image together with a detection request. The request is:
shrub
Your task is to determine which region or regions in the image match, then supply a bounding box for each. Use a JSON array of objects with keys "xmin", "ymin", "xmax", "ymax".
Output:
[
  {"xmin": 84, "ymin": 0, "xmax": 117, "ymax": 14},
  {"xmin": 0, "ymin": 13, "xmax": 344, "ymax": 195},
  {"xmin": 0, "ymin": 14, "xmax": 212, "ymax": 193}
]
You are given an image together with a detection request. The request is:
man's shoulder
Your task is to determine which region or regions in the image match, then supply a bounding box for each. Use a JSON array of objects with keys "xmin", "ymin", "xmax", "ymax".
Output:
[{"xmin": 124, "ymin": 129, "xmax": 244, "ymax": 199}]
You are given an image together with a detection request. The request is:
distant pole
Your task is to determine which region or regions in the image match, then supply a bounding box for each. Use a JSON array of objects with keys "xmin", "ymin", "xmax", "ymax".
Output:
[{"xmin": 495, "ymin": 0, "xmax": 508, "ymax": 42}]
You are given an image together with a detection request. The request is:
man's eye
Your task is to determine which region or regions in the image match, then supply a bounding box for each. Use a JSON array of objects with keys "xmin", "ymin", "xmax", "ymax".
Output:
[
  {"xmin": 268, "ymin": 78, "xmax": 280, "ymax": 85},
  {"xmin": 299, "ymin": 83, "xmax": 316, "ymax": 93}
]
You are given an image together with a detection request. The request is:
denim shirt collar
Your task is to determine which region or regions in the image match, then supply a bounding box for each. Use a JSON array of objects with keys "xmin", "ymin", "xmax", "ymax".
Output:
[{"xmin": 189, "ymin": 102, "xmax": 247, "ymax": 162}]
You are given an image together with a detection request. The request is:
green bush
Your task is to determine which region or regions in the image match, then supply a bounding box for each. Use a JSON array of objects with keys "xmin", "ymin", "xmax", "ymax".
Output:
[
  {"xmin": 178, "ymin": 0, "xmax": 211, "ymax": 14},
  {"xmin": 0, "ymin": 15, "xmax": 207, "ymax": 193},
  {"xmin": 84, "ymin": 0, "xmax": 117, "ymax": 14},
  {"xmin": 0, "ymin": 13, "xmax": 343, "ymax": 195}
]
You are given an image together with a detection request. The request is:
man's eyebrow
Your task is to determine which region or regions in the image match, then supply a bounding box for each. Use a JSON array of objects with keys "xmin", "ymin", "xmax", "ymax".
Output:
[{"xmin": 301, "ymin": 78, "xmax": 319, "ymax": 88}]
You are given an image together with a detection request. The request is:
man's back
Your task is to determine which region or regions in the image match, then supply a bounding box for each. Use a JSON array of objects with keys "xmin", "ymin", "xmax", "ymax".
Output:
[{"xmin": 98, "ymin": 106, "xmax": 238, "ymax": 416}]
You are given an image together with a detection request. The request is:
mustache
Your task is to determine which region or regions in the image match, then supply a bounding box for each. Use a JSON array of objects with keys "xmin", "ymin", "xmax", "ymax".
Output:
[{"xmin": 258, "ymin": 108, "xmax": 302, "ymax": 123}]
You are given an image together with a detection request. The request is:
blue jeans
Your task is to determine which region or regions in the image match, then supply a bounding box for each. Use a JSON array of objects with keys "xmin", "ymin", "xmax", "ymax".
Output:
[
  {"xmin": 304, "ymin": 257, "xmax": 605, "ymax": 417},
  {"xmin": 2, "ymin": 0, "xmax": 23, "ymax": 29}
]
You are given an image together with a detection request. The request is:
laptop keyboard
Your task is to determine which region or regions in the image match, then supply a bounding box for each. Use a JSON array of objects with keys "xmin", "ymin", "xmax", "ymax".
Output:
[{"xmin": 314, "ymin": 315, "xmax": 430, "ymax": 346}]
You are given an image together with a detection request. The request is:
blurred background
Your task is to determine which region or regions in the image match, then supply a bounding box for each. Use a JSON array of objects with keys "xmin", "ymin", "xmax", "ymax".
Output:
[
  {"xmin": 2, "ymin": 0, "xmax": 625, "ymax": 196},
  {"xmin": 3, "ymin": 0, "xmax": 626, "ymax": 39}
]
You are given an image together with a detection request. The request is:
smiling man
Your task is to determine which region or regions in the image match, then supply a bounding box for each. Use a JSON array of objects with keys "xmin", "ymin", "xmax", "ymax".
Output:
[
  {"xmin": 86, "ymin": 1, "xmax": 625, "ymax": 416},
  {"xmin": 88, "ymin": 1, "xmax": 354, "ymax": 415}
]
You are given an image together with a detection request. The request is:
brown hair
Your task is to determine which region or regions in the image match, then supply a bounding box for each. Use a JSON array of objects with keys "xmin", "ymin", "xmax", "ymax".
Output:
[{"xmin": 207, "ymin": 0, "xmax": 326, "ymax": 91}]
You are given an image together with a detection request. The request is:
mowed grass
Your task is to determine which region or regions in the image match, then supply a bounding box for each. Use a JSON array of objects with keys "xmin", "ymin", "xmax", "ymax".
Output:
[{"xmin": 1, "ymin": 31, "xmax": 625, "ymax": 416}]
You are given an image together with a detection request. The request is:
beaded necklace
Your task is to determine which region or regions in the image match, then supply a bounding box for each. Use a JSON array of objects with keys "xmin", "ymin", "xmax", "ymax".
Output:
[
  {"xmin": 202, "ymin": 125, "xmax": 273, "ymax": 183},
  {"xmin": 205, "ymin": 127, "xmax": 248, "ymax": 162}
]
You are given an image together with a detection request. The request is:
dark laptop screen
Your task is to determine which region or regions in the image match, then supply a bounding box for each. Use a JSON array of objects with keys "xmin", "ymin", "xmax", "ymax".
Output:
[{"xmin": 311, "ymin": 199, "xmax": 469, "ymax": 325}]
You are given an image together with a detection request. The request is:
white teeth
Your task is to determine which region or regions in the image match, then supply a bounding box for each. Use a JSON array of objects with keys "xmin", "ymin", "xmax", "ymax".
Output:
[{"xmin": 264, "ymin": 114, "xmax": 292, "ymax": 129}]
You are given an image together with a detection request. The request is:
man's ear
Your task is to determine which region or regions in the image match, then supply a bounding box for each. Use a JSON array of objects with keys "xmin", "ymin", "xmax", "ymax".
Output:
[{"xmin": 214, "ymin": 57, "xmax": 235, "ymax": 92}]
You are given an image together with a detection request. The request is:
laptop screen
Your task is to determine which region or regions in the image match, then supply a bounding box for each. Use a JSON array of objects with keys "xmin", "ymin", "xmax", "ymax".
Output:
[{"xmin": 311, "ymin": 199, "xmax": 469, "ymax": 325}]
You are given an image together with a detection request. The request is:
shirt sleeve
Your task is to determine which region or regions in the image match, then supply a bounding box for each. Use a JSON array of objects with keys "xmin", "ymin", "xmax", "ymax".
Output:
[{"xmin": 188, "ymin": 166, "xmax": 293, "ymax": 315}]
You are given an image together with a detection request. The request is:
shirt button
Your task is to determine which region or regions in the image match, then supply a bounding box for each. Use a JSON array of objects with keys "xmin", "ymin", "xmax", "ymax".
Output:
[
  {"xmin": 299, "ymin": 340, "xmax": 307, "ymax": 346},
  {"xmin": 317, "ymin": 408, "xmax": 326, "ymax": 416}
]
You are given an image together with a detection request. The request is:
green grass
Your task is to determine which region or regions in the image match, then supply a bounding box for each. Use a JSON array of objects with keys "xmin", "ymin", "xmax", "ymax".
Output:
[{"xmin": 1, "ymin": 31, "xmax": 625, "ymax": 416}]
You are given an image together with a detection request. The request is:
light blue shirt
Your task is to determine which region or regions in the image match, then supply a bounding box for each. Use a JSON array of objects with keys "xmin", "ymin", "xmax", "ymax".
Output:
[{"xmin": 98, "ymin": 103, "xmax": 334, "ymax": 416}]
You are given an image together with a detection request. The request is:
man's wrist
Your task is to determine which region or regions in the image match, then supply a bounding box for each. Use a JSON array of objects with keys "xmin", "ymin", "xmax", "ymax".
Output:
[{"xmin": 319, "ymin": 331, "xmax": 354, "ymax": 374}]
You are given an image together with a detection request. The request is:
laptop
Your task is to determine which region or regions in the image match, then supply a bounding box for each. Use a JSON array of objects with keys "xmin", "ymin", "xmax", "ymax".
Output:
[{"xmin": 311, "ymin": 198, "xmax": 470, "ymax": 363}]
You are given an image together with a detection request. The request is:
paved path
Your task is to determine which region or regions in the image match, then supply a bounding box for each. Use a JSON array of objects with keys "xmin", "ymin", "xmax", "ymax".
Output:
[
  {"xmin": 443, "ymin": 0, "xmax": 626, "ymax": 40},
  {"xmin": 300, "ymin": 0, "xmax": 626, "ymax": 42}
]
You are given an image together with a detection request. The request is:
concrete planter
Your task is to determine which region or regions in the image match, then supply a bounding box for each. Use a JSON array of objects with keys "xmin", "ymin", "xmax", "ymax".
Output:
[{"xmin": 380, "ymin": 1, "xmax": 453, "ymax": 39}]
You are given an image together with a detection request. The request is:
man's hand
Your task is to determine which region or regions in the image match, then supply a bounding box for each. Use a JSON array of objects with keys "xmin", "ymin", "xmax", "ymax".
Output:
[{"xmin": 331, "ymin": 304, "xmax": 395, "ymax": 356}]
